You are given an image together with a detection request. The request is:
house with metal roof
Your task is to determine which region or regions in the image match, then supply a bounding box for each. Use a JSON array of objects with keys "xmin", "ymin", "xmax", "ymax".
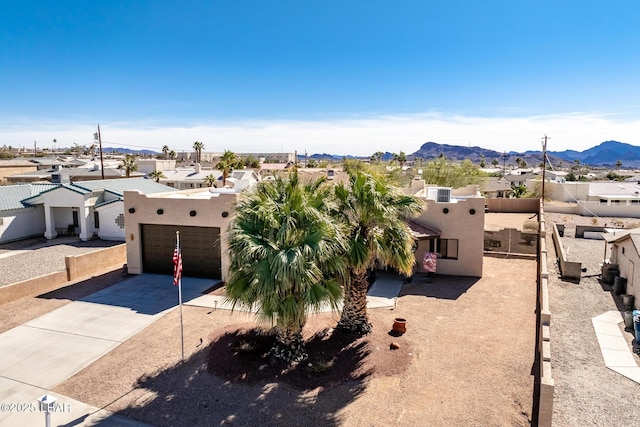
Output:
[{"xmin": 0, "ymin": 178, "xmax": 175, "ymax": 243}]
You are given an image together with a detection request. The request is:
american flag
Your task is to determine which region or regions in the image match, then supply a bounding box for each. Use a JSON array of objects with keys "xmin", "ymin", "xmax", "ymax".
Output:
[{"xmin": 173, "ymin": 245, "xmax": 182, "ymax": 286}]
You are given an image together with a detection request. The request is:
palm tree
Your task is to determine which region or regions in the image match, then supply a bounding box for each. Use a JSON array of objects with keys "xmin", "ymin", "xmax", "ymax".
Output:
[
  {"xmin": 204, "ymin": 174, "xmax": 217, "ymax": 187},
  {"xmin": 225, "ymin": 172, "xmax": 346, "ymax": 363},
  {"xmin": 162, "ymin": 145, "xmax": 170, "ymax": 160},
  {"xmin": 193, "ymin": 141, "xmax": 204, "ymax": 164},
  {"xmin": 148, "ymin": 170, "xmax": 166, "ymax": 183},
  {"xmin": 334, "ymin": 171, "xmax": 421, "ymax": 336},
  {"xmin": 119, "ymin": 154, "xmax": 138, "ymax": 178},
  {"xmin": 216, "ymin": 150, "xmax": 238, "ymax": 187},
  {"xmin": 616, "ymin": 160, "xmax": 622, "ymax": 172},
  {"xmin": 169, "ymin": 150, "xmax": 176, "ymax": 160}
]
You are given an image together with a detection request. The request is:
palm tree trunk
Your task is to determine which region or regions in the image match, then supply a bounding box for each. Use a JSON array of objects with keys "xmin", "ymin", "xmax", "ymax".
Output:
[
  {"xmin": 271, "ymin": 316, "xmax": 307, "ymax": 363},
  {"xmin": 337, "ymin": 270, "xmax": 372, "ymax": 336}
]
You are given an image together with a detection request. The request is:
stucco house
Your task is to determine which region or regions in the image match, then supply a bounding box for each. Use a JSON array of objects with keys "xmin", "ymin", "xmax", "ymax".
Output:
[
  {"xmin": 408, "ymin": 179, "xmax": 485, "ymax": 277},
  {"xmin": 0, "ymin": 178, "xmax": 175, "ymax": 244},
  {"xmin": 546, "ymin": 181, "xmax": 640, "ymax": 218},
  {"xmin": 603, "ymin": 229, "xmax": 640, "ymax": 310}
]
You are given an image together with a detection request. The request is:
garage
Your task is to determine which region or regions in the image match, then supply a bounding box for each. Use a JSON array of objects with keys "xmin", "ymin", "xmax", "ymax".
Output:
[{"xmin": 141, "ymin": 224, "xmax": 221, "ymax": 279}]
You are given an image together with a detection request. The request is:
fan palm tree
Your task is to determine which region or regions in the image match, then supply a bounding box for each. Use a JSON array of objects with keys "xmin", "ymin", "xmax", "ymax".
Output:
[
  {"xmin": 216, "ymin": 150, "xmax": 239, "ymax": 187},
  {"xmin": 162, "ymin": 145, "xmax": 170, "ymax": 159},
  {"xmin": 203, "ymin": 174, "xmax": 217, "ymax": 187},
  {"xmin": 169, "ymin": 150, "xmax": 176, "ymax": 160},
  {"xmin": 193, "ymin": 141, "xmax": 204, "ymax": 164},
  {"xmin": 119, "ymin": 154, "xmax": 138, "ymax": 178},
  {"xmin": 149, "ymin": 170, "xmax": 166, "ymax": 183},
  {"xmin": 334, "ymin": 171, "xmax": 422, "ymax": 336},
  {"xmin": 225, "ymin": 172, "xmax": 346, "ymax": 363}
]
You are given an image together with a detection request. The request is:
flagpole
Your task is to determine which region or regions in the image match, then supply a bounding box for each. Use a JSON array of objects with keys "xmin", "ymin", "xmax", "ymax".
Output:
[{"xmin": 176, "ymin": 231, "xmax": 185, "ymax": 362}]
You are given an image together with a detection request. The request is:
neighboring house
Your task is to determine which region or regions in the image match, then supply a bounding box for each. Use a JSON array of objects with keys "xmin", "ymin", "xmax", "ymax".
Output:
[
  {"xmin": 18, "ymin": 178, "xmax": 176, "ymax": 242},
  {"xmin": 481, "ymin": 177, "xmax": 511, "ymax": 198},
  {"xmin": 136, "ymin": 159, "xmax": 176, "ymax": 174},
  {"xmin": 158, "ymin": 165, "xmax": 259, "ymax": 190},
  {"xmin": 546, "ymin": 181, "xmax": 640, "ymax": 218},
  {"xmin": 124, "ymin": 187, "xmax": 239, "ymax": 281},
  {"xmin": 408, "ymin": 179, "xmax": 485, "ymax": 277},
  {"xmin": 603, "ymin": 229, "xmax": 640, "ymax": 310},
  {"xmin": 0, "ymin": 160, "xmax": 38, "ymax": 184},
  {"xmin": 6, "ymin": 164, "xmax": 144, "ymax": 184},
  {"xmin": 0, "ymin": 184, "xmax": 58, "ymax": 243}
]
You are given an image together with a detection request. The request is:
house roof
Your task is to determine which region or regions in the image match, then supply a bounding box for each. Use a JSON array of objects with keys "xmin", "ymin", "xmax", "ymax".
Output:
[
  {"xmin": 7, "ymin": 178, "xmax": 175, "ymax": 209},
  {"xmin": 0, "ymin": 159, "xmax": 36, "ymax": 167},
  {"xmin": 481, "ymin": 177, "xmax": 511, "ymax": 192},
  {"xmin": 74, "ymin": 178, "xmax": 176, "ymax": 196},
  {"xmin": 588, "ymin": 182, "xmax": 640, "ymax": 198},
  {"xmin": 162, "ymin": 167, "xmax": 221, "ymax": 182},
  {"xmin": 6, "ymin": 166, "xmax": 143, "ymax": 182},
  {"xmin": 408, "ymin": 220, "xmax": 441, "ymax": 239},
  {"xmin": 0, "ymin": 183, "xmax": 59, "ymax": 212}
]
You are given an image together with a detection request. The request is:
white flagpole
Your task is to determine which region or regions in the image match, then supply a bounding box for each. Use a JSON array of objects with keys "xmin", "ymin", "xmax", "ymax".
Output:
[{"xmin": 176, "ymin": 231, "xmax": 185, "ymax": 362}]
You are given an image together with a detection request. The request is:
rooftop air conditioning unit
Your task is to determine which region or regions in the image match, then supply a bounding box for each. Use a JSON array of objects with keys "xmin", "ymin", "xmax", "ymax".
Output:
[{"xmin": 437, "ymin": 188, "xmax": 451, "ymax": 203}]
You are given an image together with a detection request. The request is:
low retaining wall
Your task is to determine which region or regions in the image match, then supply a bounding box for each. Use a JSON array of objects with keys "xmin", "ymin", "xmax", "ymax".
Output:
[
  {"xmin": 537, "ymin": 203, "xmax": 554, "ymax": 427},
  {"xmin": 551, "ymin": 224, "xmax": 582, "ymax": 279},
  {"xmin": 486, "ymin": 198, "xmax": 540, "ymax": 213},
  {"xmin": 0, "ymin": 244, "xmax": 126, "ymax": 305}
]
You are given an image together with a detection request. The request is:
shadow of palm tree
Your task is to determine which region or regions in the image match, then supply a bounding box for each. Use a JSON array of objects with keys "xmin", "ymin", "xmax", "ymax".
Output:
[
  {"xmin": 114, "ymin": 327, "xmax": 372, "ymax": 427},
  {"xmin": 400, "ymin": 274, "xmax": 479, "ymax": 300}
]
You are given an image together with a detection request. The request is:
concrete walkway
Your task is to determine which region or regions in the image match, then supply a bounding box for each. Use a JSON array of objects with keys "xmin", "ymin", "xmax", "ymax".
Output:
[
  {"xmin": 0, "ymin": 274, "xmax": 217, "ymax": 427},
  {"xmin": 592, "ymin": 311, "xmax": 640, "ymax": 384},
  {"xmin": 186, "ymin": 270, "xmax": 406, "ymax": 312}
]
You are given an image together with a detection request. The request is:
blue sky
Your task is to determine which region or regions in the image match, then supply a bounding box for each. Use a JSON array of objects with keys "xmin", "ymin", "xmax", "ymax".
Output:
[{"xmin": 1, "ymin": 1, "xmax": 639, "ymax": 156}]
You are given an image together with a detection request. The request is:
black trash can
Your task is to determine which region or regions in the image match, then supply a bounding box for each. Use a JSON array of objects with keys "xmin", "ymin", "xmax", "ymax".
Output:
[{"xmin": 613, "ymin": 276, "xmax": 627, "ymax": 295}]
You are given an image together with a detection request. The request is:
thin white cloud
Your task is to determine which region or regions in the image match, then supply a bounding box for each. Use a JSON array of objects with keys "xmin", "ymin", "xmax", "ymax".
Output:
[{"xmin": 0, "ymin": 112, "xmax": 638, "ymax": 156}]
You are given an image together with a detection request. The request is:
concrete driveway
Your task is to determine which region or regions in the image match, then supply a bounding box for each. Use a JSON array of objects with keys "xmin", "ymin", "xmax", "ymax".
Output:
[{"xmin": 0, "ymin": 274, "xmax": 218, "ymax": 427}]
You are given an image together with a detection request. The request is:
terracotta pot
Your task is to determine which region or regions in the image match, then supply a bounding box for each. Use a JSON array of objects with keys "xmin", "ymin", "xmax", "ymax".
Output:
[{"xmin": 392, "ymin": 318, "xmax": 407, "ymax": 334}]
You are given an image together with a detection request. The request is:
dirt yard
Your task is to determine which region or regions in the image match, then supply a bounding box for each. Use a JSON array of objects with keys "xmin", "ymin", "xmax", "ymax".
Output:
[{"xmin": 43, "ymin": 255, "xmax": 537, "ymax": 427}]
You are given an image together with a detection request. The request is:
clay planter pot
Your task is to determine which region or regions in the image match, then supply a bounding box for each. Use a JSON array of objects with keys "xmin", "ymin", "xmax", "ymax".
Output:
[{"xmin": 392, "ymin": 318, "xmax": 407, "ymax": 335}]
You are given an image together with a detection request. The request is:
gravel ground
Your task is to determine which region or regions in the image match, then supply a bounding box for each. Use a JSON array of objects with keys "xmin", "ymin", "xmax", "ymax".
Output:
[
  {"xmin": 52, "ymin": 255, "xmax": 537, "ymax": 427},
  {"xmin": 0, "ymin": 237, "xmax": 121, "ymax": 286},
  {"xmin": 544, "ymin": 213, "xmax": 640, "ymax": 426}
]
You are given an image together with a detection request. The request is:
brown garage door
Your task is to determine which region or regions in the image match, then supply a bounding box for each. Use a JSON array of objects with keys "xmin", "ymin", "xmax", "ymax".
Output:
[{"xmin": 141, "ymin": 224, "xmax": 221, "ymax": 279}]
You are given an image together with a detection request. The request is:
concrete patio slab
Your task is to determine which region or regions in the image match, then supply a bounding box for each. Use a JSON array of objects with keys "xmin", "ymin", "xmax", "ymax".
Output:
[{"xmin": 592, "ymin": 310, "xmax": 640, "ymax": 384}]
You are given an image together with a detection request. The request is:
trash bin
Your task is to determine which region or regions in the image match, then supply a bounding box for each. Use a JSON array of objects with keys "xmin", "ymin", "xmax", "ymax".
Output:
[
  {"xmin": 613, "ymin": 276, "xmax": 627, "ymax": 295},
  {"xmin": 634, "ymin": 310, "xmax": 640, "ymax": 345}
]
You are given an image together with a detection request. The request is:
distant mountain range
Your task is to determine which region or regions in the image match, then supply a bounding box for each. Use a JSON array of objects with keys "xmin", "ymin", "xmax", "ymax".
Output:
[{"xmin": 306, "ymin": 140, "xmax": 640, "ymax": 168}]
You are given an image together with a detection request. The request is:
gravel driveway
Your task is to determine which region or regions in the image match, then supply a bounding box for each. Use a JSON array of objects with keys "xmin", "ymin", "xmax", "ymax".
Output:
[
  {"xmin": 0, "ymin": 237, "xmax": 122, "ymax": 287},
  {"xmin": 545, "ymin": 213, "xmax": 640, "ymax": 426}
]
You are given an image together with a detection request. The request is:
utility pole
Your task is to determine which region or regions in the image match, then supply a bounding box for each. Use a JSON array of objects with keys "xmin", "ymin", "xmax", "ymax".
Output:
[
  {"xmin": 541, "ymin": 134, "xmax": 549, "ymax": 206},
  {"xmin": 94, "ymin": 125, "xmax": 105, "ymax": 180}
]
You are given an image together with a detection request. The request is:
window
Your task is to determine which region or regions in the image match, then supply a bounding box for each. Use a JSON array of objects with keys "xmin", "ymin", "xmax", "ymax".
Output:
[
  {"xmin": 115, "ymin": 213, "xmax": 125, "ymax": 229},
  {"xmin": 94, "ymin": 212, "xmax": 100, "ymax": 229},
  {"xmin": 428, "ymin": 238, "xmax": 459, "ymax": 260}
]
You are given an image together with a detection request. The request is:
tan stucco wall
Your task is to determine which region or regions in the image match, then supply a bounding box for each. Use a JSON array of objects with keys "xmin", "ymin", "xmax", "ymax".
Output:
[
  {"xmin": 0, "ymin": 165, "xmax": 37, "ymax": 183},
  {"xmin": 486, "ymin": 197, "xmax": 540, "ymax": 213},
  {"xmin": 414, "ymin": 197, "xmax": 485, "ymax": 277},
  {"xmin": 124, "ymin": 189, "xmax": 238, "ymax": 280}
]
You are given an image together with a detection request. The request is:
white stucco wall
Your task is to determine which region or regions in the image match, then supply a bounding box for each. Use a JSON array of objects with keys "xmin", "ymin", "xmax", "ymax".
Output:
[
  {"xmin": 95, "ymin": 202, "xmax": 126, "ymax": 241},
  {"xmin": 0, "ymin": 206, "xmax": 46, "ymax": 243}
]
